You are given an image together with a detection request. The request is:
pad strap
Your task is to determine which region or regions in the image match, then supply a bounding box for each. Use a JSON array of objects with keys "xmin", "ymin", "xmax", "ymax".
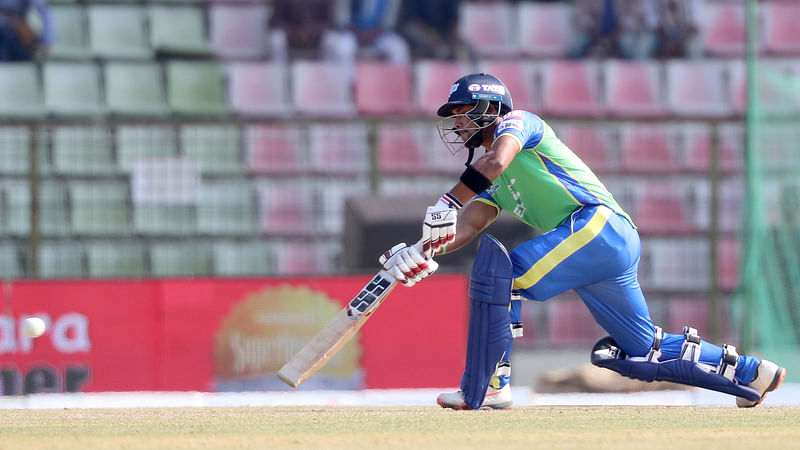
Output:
[
  {"xmin": 718, "ymin": 344, "xmax": 739, "ymax": 381},
  {"xmin": 460, "ymin": 165, "xmax": 492, "ymax": 194},
  {"xmin": 680, "ymin": 326, "xmax": 701, "ymax": 363},
  {"xmin": 646, "ymin": 326, "xmax": 663, "ymax": 362}
]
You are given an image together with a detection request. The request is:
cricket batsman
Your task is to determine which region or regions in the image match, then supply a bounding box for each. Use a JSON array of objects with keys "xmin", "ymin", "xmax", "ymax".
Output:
[{"xmin": 378, "ymin": 73, "xmax": 786, "ymax": 410}]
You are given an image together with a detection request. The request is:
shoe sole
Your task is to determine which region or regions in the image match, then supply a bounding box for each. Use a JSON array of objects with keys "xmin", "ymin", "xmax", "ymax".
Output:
[
  {"xmin": 437, "ymin": 397, "xmax": 513, "ymax": 410},
  {"xmin": 738, "ymin": 367, "xmax": 786, "ymax": 408}
]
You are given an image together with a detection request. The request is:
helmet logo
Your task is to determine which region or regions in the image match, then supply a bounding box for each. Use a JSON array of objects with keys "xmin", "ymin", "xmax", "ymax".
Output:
[
  {"xmin": 449, "ymin": 83, "xmax": 459, "ymax": 95},
  {"xmin": 468, "ymin": 84, "xmax": 506, "ymax": 95}
]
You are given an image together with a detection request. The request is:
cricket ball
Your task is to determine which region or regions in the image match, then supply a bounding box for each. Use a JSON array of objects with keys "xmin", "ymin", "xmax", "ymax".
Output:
[{"xmin": 22, "ymin": 317, "xmax": 47, "ymax": 338}]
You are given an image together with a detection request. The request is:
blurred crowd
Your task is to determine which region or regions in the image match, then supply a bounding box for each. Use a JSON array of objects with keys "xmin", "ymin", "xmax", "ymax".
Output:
[{"xmin": 0, "ymin": 0, "xmax": 704, "ymax": 63}]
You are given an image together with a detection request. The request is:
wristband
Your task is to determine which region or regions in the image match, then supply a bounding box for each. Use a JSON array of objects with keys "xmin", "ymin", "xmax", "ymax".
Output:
[
  {"xmin": 460, "ymin": 165, "xmax": 492, "ymax": 194},
  {"xmin": 441, "ymin": 192, "xmax": 463, "ymax": 210}
]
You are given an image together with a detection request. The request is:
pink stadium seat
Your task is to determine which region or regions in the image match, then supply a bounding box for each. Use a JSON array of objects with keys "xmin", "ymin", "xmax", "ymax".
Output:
[
  {"xmin": 292, "ymin": 61, "xmax": 355, "ymax": 116},
  {"xmin": 763, "ymin": 3, "xmax": 800, "ymax": 55},
  {"xmin": 354, "ymin": 62, "xmax": 413, "ymax": 116},
  {"xmin": 414, "ymin": 60, "xmax": 471, "ymax": 115},
  {"xmin": 604, "ymin": 60, "xmax": 665, "ymax": 117},
  {"xmin": 556, "ymin": 124, "xmax": 614, "ymax": 172},
  {"xmin": 210, "ymin": 4, "xmax": 267, "ymax": 59},
  {"xmin": 680, "ymin": 124, "xmax": 712, "ymax": 172},
  {"xmin": 718, "ymin": 237, "xmax": 740, "ymax": 290},
  {"xmin": 227, "ymin": 62, "xmax": 290, "ymax": 116},
  {"xmin": 729, "ymin": 59, "xmax": 800, "ymax": 116},
  {"xmin": 701, "ymin": 2, "xmax": 748, "ymax": 56},
  {"xmin": 257, "ymin": 181, "xmax": 315, "ymax": 234},
  {"xmin": 547, "ymin": 296, "xmax": 603, "ymax": 346},
  {"xmin": 458, "ymin": 2, "xmax": 516, "ymax": 57},
  {"xmin": 667, "ymin": 298, "xmax": 710, "ymax": 335},
  {"xmin": 245, "ymin": 124, "xmax": 305, "ymax": 174},
  {"xmin": 477, "ymin": 60, "xmax": 536, "ymax": 112},
  {"xmin": 377, "ymin": 123, "xmax": 429, "ymax": 174},
  {"xmin": 307, "ymin": 124, "xmax": 370, "ymax": 174},
  {"xmin": 274, "ymin": 242, "xmax": 331, "ymax": 275},
  {"xmin": 619, "ymin": 124, "xmax": 678, "ymax": 173},
  {"xmin": 634, "ymin": 182, "xmax": 693, "ymax": 234},
  {"xmin": 540, "ymin": 60, "xmax": 602, "ymax": 117},
  {"xmin": 517, "ymin": 2, "xmax": 572, "ymax": 57},
  {"xmin": 666, "ymin": 61, "xmax": 730, "ymax": 117}
]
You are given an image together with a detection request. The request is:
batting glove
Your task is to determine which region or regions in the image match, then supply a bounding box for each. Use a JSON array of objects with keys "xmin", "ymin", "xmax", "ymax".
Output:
[{"xmin": 379, "ymin": 243, "xmax": 439, "ymax": 287}]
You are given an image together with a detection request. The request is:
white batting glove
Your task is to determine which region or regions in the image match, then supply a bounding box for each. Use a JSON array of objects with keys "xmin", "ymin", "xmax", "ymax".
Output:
[
  {"xmin": 423, "ymin": 193, "xmax": 461, "ymax": 258},
  {"xmin": 379, "ymin": 243, "xmax": 439, "ymax": 287}
]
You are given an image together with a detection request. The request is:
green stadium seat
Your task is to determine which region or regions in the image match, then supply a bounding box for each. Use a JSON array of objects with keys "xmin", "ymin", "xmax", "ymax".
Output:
[
  {"xmin": 166, "ymin": 61, "xmax": 228, "ymax": 116},
  {"xmin": 39, "ymin": 181, "xmax": 71, "ymax": 237},
  {"xmin": 0, "ymin": 243, "xmax": 23, "ymax": 278},
  {"xmin": 51, "ymin": 126, "xmax": 115, "ymax": 175},
  {"xmin": 38, "ymin": 242, "xmax": 86, "ymax": 279},
  {"xmin": 150, "ymin": 242, "xmax": 211, "ymax": 277},
  {"xmin": 88, "ymin": 5, "xmax": 152, "ymax": 60},
  {"xmin": 87, "ymin": 242, "xmax": 147, "ymax": 278},
  {"xmin": 105, "ymin": 62, "xmax": 169, "ymax": 117},
  {"xmin": 0, "ymin": 63, "xmax": 45, "ymax": 118},
  {"xmin": 180, "ymin": 124, "xmax": 243, "ymax": 173},
  {"xmin": 197, "ymin": 181, "xmax": 256, "ymax": 235},
  {"xmin": 149, "ymin": 6, "xmax": 212, "ymax": 57},
  {"xmin": 43, "ymin": 62, "xmax": 105, "ymax": 117},
  {"xmin": 0, "ymin": 127, "xmax": 31, "ymax": 175},
  {"xmin": 1, "ymin": 182, "xmax": 30, "ymax": 236},
  {"xmin": 134, "ymin": 204, "xmax": 197, "ymax": 235},
  {"xmin": 213, "ymin": 241, "xmax": 272, "ymax": 277},
  {"xmin": 69, "ymin": 181, "xmax": 131, "ymax": 235},
  {"xmin": 116, "ymin": 125, "xmax": 179, "ymax": 172},
  {"xmin": 50, "ymin": 5, "xmax": 90, "ymax": 59}
]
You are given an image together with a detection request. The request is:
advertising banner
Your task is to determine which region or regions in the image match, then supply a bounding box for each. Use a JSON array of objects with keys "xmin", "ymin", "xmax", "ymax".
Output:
[{"xmin": 0, "ymin": 275, "xmax": 468, "ymax": 394}]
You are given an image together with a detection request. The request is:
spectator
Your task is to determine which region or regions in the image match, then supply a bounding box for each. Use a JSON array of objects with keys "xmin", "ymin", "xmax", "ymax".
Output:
[
  {"xmin": 269, "ymin": 0, "xmax": 351, "ymax": 61},
  {"xmin": 0, "ymin": 0, "xmax": 53, "ymax": 61},
  {"xmin": 656, "ymin": 0, "xmax": 703, "ymax": 59},
  {"xmin": 570, "ymin": 0, "xmax": 658, "ymax": 59},
  {"xmin": 347, "ymin": 0, "xmax": 410, "ymax": 64},
  {"xmin": 398, "ymin": 0, "xmax": 472, "ymax": 60}
]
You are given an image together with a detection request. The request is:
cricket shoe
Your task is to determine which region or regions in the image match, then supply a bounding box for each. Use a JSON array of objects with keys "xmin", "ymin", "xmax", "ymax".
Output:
[
  {"xmin": 437, "ymin": 383, "xmax": 513, "ymax": 410},
  {"xmin": 736, "ymin": 359, "xmax": 786, "ymax": 408}
]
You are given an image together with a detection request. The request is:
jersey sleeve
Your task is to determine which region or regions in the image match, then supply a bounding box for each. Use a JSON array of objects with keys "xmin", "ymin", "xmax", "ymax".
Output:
[
  {"xmin": 473, "ymin": 190, "xmax": 502, "ymax": 212},
  {"xmin": 493, "ymin": 111, "xmax": 545, "ymax": 150}
]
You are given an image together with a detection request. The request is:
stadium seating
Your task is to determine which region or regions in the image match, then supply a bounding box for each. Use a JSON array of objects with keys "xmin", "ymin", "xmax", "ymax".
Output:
[
  {"xmin": 51, "ymin": 126, "xmax": 115, "ymax": 174},
  {"xmin": 197, "ymin": 181, "xmax": 257, "ymax": 235},
  {"xmin": 701, "ymin": 1, "xmax": 749, "ymax": 56},
  {"xmin": 619, "ymin": 123, "xmax": 678, "ymax": 173},
  {"xmin": 257, "ymin": 181, "xmax": 315, "ymax": 235},
  {"xmin": 476, "ymin": 60, "xmax": 536, "ymax": 112},
  {"xmin": 49, "ymin": 5, "xmax": 91, "ymax": 60},
  {"xmin": 149, "ymin": 242, "xmax": 212, "ymax": 277},
  {"xmin": 0, "ymin": 244, "xmax": 22, "ymax": 279},
  {"xmin": 43, "ymin": 62, "xmax": 105, "ymax": 116},
  {"xmin": 105, "ymin": 62, "xmax": 169, "ymax": 116},
  {"xmin": 354, "ymin": 62, "xmax": 414, "ymax": 116},
  {"xmin": 213, "ymin": 241, "xmax": 272, "ymax": 277},
  {"xmin": 69, "ymin": 180, "xmax": 131, "ymax": 235},
  {"xmin": 645, "ymin": 237, "xmax": 709, "ymax": 290},
  {"xmin": 272, "ymin": 241, "xmax": 335, "ymax": 275},
  {"xmin": 717, "ymin": 237, "xmax": 740, "ymax": 291},
  {"xmin": 180, "ymin": 124, "xmax": 244, "ymax": 174},
  {"xmin": 227, "ymin": 62, "xmax": 291, "ymax": 117},
  {"xmin": 539, "ymin": 60, "xmax": 602, "ymax": 117},
  {"xmin": 148, "ymin": 5, "xmax": 212, "ymax": 56},
  {"xmin": 667, "ymin": 298, "xmax": 710, "ymax": 335},
  {"xmin": 209, "ymin": 3, "xmax": 268, "ymax": 59},
  {"xmin": 39, "ymin": 242, "xmax": 86, "ymax": 279},
  {"xmin": 0, "ymin": 182, "xmax": 31, "ymax": 236},
  {"xmin": 377, "ymin": 122, "xmax": 430, "ymax": 174},
  {"xmin": 166, "ymin": 61, "xmax": 229, "ymax": 116},
  {"xmin": 633, "ymin": 181, "xmax": 694, "ymax": 234},
  {"xmin": 555, "ymin": 123, "xmax": 615, "ymax": 172},
  {"xmin": 317, "ymin": 178, "xmax": 371, "ymax": 234},
  {"xmin": 413, "ymin": 60, "xmax": 471, "ymax": 115},
  {"xmin": 0, "ymin": 127, "xmax": 32, "ymax": 175},
  {"xmin": 547, "ymin": 296, "xmax": 603, "ymax": 346},
  {"xmin": 517, "ymin": 2, "xmax": 572, "ymax": 58},
  {"xmin": 0, "ymin": 63, "xmax": 45, "ymax": 118},
  {"xmin": 665, "ymin": 60, "xmax": 730, "ymax": 117},
  {"xmin": 88, "ymin": 5, "xmax": 151, "ymax": 59},
  {"xmin": 116, "ymin": 125, "xmax": 179, "ymax": 172},
  {"xmin": 307, "ymin": 123, "xmax": 370, "ymax": 174},
  {"xmin": 458, "ymin": 2, "xmax": 516, "ymax": 57},
  {"xmin": 291, "ymin": 61, "xmax": 355, "ymax": 116},
  {"xmin": 39, "ymin": 181, "xmax": 71, "ymax": 237},
  {"xmin": 603, "ymin": 60, "xmax": 665, "ymax": 117},
  {"xmin": 87, "ymin": 242, "xmax": 147, "ymax": 278},
  {"xmin": 763, "ymin": 3, "xmax": 800, "ymax": 55},
  {"xmin": 245, "ymin": 124, "xmax": 307, "ymax": 174}
]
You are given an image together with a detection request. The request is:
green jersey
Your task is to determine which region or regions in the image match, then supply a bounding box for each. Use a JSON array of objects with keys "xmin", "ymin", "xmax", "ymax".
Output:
[{"xmin": 474, "ymin": 110, "xmax": 633, "ymax": 232}]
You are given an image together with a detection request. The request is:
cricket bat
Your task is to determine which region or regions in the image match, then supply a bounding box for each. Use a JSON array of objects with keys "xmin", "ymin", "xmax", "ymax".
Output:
[{"xmin": 278, "ymin": 240, "xmax": 425, "ymax": 388}]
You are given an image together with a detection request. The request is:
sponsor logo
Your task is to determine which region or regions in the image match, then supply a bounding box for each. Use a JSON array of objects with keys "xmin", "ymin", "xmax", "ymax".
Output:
[
  {"xmin": 504, "ymin": 110, "xmax": 524, "ymax": 120},
  {"xmin": 449, "ymin": 83, "xmax": 459, "ymax": 95},
  {"xmin": 467, "ymin": 84, "xmax": 507, "ymax": 95},
  {"xmin": 468, "ymin": 83, "xmax": 482, "ymax": 92},
  {"xmin": 497, "ymin": 119, "xmax": 524, "ymax": 132}
]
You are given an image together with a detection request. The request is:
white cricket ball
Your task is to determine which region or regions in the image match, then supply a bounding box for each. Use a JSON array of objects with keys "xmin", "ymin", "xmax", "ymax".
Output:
[{"xmin": 22, "ymin": 317, "xmax": 47, "ymax": 338}]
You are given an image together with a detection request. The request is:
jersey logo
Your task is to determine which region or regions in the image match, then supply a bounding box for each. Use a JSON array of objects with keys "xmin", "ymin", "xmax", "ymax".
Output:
[
  {"xmin": 497, "ymin": 119, "xmax": 524, "ymax": 132},
  {"xmin": 449, "ymin": 83, "xmax": 459, "ymax": 95},
  {"xmin": 503, "ymin": 111, "xmax": 525, "ymax": 120}
]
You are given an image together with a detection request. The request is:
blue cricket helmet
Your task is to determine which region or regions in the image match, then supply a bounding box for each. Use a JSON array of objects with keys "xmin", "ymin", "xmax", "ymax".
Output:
[{"xmin": 436, "ymin": 73, "xmax": 514, "ymax": 118}]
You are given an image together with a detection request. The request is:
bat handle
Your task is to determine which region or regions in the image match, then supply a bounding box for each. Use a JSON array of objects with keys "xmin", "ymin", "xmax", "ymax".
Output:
[{"xmin": 413, "ymin": 238, "xmax": 427, "ymax": 257}]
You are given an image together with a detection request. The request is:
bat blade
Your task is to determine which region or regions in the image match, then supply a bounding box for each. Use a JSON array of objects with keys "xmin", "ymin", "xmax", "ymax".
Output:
[{"xmin": 277, "ymin": 270, "xmax": 399, "ymax": 388}]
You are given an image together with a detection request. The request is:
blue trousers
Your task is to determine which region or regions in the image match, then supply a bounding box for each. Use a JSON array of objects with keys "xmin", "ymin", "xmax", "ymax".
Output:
[{"xmin": 508, "ymin": 205, "xmax": 759, "ymax": 385}]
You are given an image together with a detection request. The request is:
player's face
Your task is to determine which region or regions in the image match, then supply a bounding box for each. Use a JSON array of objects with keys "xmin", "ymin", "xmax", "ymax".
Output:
[{"xmin": 451, "ymin": 105, "xmax": 479, "ymax": 140}]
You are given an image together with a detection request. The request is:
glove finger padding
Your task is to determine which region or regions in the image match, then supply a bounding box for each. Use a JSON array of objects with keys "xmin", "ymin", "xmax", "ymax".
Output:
[{"xmin": 379, "ymin": 243, "xmax": 439, "ymax": 287}]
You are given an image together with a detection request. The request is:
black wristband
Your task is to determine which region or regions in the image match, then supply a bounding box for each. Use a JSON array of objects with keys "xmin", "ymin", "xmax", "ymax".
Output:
[{"xmin": 460, "ymin": 165, "xmax": 492, "ymax": 194}]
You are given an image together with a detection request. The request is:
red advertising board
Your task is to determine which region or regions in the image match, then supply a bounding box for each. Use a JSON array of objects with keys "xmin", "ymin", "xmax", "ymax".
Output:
[{"xmin": 0, "ymin": 275, "xmax": 468, "ymax": 393}]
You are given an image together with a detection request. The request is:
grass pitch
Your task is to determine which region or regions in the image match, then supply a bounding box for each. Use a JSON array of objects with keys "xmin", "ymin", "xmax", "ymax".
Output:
[{"xmin": 1, "ymin": 406, "xmax": 799, "ymax": 450}]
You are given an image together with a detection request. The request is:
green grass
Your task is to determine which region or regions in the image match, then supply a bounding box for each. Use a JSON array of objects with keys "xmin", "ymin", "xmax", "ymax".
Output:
[{"xmin": 1, "ymin": 406, "xmax": 799, "ymax": 449}]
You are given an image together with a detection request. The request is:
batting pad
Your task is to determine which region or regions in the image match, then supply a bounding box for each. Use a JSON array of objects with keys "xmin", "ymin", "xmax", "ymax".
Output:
[{"xmin": 461, "ymin": 235, "xmax": 513, "ymax": 409}]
